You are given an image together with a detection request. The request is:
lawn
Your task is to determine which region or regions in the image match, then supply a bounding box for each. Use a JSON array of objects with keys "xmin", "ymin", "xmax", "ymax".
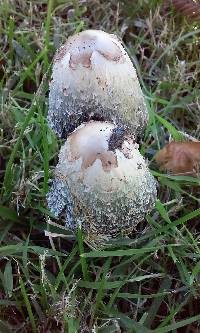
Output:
[{"xmin": 1, "ymin": 0, "xmax": 200, "ymax": 332}]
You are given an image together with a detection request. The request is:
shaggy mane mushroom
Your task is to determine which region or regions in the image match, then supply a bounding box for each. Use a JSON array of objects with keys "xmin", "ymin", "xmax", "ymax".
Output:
[
  {"xmin": 48, "ymin": 29, "xmax": 148, "ymax": 139},
  {"xmin": 47, "ymin": 121, "xmax": 157, "ymax": 246}
]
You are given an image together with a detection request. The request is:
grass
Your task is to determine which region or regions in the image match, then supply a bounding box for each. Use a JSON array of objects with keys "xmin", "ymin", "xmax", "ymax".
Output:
[{"xmin": 0, "ymin": 0, "xmax": 200, "ymax": 331}]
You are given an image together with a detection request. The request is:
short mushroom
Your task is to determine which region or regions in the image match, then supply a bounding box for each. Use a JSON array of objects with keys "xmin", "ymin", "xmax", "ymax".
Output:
[
  {"xmin": 47, "ymin": 121, "xmax": 157, "ymax": 246},
  {"xmin": 48, "ymin": 29, "xmax": 148, "ymax": 139}
]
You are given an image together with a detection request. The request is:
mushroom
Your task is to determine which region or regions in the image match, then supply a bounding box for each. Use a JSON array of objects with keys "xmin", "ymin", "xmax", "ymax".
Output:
[
  {"xmin": 47, "ymin": 121, "xmax": 157, "ymax": 245},
  {"xmin": 48, "ymin": 29, "xmax": 148, "ymax": 139}
]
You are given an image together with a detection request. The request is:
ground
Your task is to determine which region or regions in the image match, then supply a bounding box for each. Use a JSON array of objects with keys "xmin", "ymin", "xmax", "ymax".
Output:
[{"xmin": 1, "ymin": 0, "xmax": 200, "ymax": 332}]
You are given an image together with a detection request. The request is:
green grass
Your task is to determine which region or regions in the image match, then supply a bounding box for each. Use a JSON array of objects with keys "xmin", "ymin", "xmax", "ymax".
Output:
[{"xmin": 1, "ymin": 0, "xmax": 200, "ymax": 331}]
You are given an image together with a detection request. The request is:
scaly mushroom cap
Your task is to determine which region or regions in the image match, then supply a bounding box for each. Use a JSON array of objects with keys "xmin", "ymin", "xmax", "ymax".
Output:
[
  {"xmin": 48, "ymin": 29, "xmax": 148, "ymax": 138},
  {"xmin": 53, "ymin": 121, "xmax": 157, "ymax": 239}
]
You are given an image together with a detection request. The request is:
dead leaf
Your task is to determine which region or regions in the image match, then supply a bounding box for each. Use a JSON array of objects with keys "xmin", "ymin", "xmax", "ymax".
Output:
[
  {"xmin": 172, "ymin": 0, "xmax": 200, "ymax": 21},
  {"xmin": 155, "ymin": 141, "xmax": 200, "ymax": 176}
]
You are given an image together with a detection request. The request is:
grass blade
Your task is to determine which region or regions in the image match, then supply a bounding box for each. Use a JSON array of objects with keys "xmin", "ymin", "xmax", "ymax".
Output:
[
  {"xmin": 19, "ymin": 275, "xmax": 37, "ymax": 333},
  {"xmin": 4, "ymin": 261, "xmax": 13, "ymax": 297},
  {"xmin": 77, "ymin": 225, "xmax": 89, "ymax": 281},
  {"xmin": 153, "ymin": 314, "xmax": 200, "ymax": 333}
]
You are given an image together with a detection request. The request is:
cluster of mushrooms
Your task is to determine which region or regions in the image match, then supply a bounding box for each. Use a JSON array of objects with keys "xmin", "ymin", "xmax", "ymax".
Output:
[{"xmin": 47, "ymin": 30, "xmax": 157, "ymax": 246}]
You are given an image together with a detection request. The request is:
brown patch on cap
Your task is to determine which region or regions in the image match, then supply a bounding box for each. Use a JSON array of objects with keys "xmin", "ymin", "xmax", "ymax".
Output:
[
  {"xmin": 66, "ymin": 122, "xmax": 118, "ymax": 172},
  {"xmin": 69, "ymin": 51, "xmax": 93, "ymax": 69},
  {"xmin": 54, "ymin": 30, "xmax": 124, "ymax": 69},
  {"xmin": 97, "ymin": 49, "xmax": 122, "ymax": 62},
  {"xmin": 68, "ymin": 138, "xmax": 118, "ymax": 172},
  {"xmin": 81, "ymin": 151, "xmax": 118, "ymax": 172}
]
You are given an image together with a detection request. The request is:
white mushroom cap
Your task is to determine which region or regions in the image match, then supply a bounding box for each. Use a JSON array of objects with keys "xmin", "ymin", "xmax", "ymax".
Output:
[
  {"xmin": 54, "ymin": 121, "xmax": 157, "ymax": 239},
  {"xmin": 48, "ymin": 29, "xmax": 148, "ymax": 138}
]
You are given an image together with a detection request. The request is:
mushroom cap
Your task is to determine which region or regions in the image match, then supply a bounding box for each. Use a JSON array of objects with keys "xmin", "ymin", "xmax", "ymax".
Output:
[
  {"xmin": 48, "ymin": 29, "xmax": 148, "ymax": 138},
  {"xmin": 55, "ymin": 121, "xmax": 157, "ymax": 238}
]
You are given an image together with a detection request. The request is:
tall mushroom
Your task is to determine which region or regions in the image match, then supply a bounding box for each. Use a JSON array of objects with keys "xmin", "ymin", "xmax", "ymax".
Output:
[
  {"xmin": 47, "ymin": 121, "xmax": 157, "ymax": 245},
  {"xmin": 48, "ymin": 29, "xmax": 148, "ymax": 139}
]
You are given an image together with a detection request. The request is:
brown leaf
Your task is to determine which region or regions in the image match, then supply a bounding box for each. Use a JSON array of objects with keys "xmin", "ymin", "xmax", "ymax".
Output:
[
  {"xmin": 155, "ymin": 141, "xmax": 200, "ymax": 176},
  {"xmin": 172, "ymin": 0, "xmax": 200, "ymax": 21}
]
